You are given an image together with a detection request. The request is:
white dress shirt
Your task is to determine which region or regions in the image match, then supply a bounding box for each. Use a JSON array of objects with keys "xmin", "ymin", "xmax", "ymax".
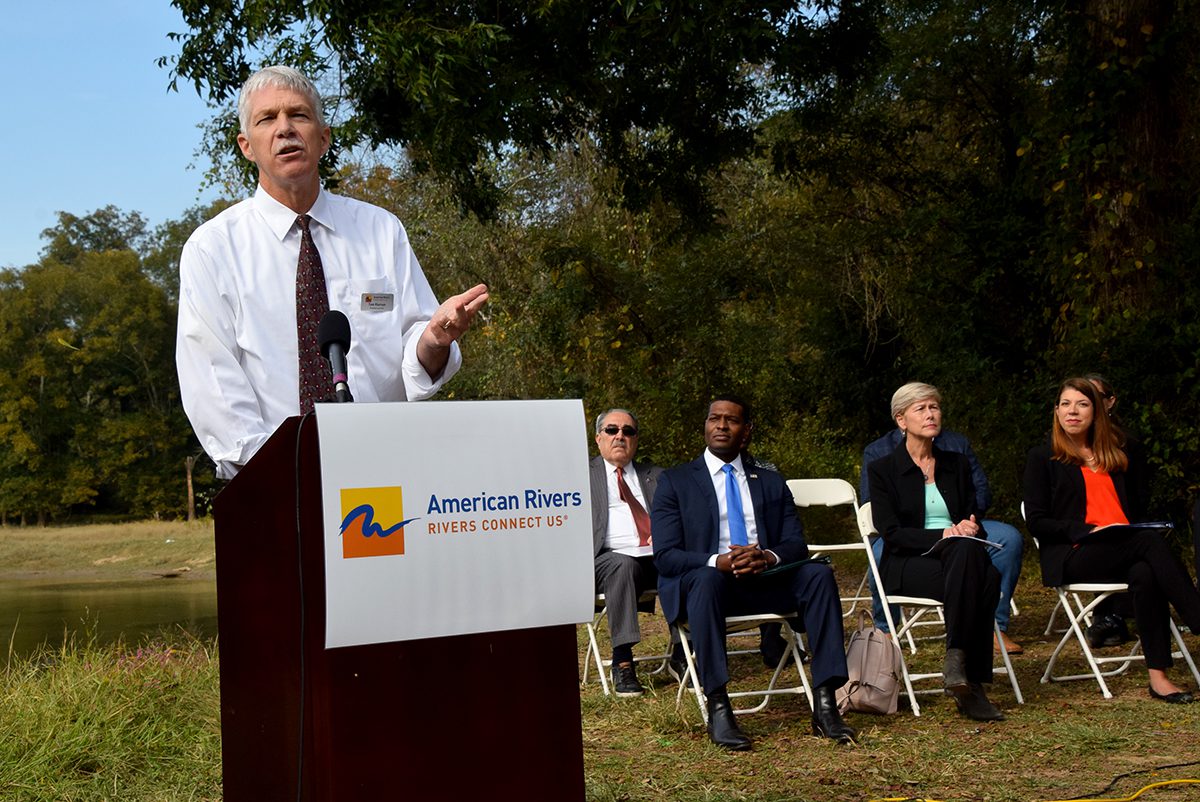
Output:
[
  {"xmin": 177, "ymin": 186, "xmax": 461, "ymax": 478},
  {"xmin": 703, "ymin": 450, "xmax": 760, "ymax": 565},
  {"xmin": 603, "ymin": 459, "xmax": 650, "ymax": 554}
]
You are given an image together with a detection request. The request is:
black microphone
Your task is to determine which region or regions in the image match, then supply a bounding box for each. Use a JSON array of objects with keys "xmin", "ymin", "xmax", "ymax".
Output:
[{"xmin": 317, "ymin": 310, "xmax": 354, "ymax": 403}]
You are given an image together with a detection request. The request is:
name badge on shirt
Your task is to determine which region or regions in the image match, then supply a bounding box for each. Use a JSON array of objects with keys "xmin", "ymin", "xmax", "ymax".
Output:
[{"xmin": 361, "ymin": 293, "xmax": 394, "ymax": 312}]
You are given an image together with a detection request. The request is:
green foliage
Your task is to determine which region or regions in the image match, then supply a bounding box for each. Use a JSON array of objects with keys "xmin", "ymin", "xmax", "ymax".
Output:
[
  {"xmin": 38, "ymin": 206, "xmax": 149, "ymax": 265},
  {"xmin": 0, "ymin": 206, "xmax": 224, "ymax": 523},
  {"xmin": 321, "ymin": 0, "xmax": 1200, "ymax": 527},
  {"xmin": 164, "ymin": 0, "xmax": 883, "ymax": 219},
  {"xmin": 140, "ymin": 200, "xmax": 235, "ymax": 304},
  {"xmin": 10, "ymin": 2, "xmax": 1200, "ymax": 525}
]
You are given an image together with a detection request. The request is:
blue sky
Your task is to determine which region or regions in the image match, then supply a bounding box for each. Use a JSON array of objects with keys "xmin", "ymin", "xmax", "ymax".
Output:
[{"xmin": 1, "ymin": 2, "xmax": 220, "ymax": 268}]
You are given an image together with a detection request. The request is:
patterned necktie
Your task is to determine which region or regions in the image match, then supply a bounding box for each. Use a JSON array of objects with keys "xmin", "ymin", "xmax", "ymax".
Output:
[
  {"xmin": 723, "ymin": 463, "xmax": 750, "ymax": 546},
  {"xmin": 616, "ymin": 466, "xmax": 652, "ymax": 547},
  {"xmin": 296, "ymin": 214, "xmax": 330, "ymax": 414}
]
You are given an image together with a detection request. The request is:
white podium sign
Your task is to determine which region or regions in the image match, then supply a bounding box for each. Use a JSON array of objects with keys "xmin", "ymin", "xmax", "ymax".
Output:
[{"xmin": 316, "ymin": 399, "xmax": 595, "ymax": 649}]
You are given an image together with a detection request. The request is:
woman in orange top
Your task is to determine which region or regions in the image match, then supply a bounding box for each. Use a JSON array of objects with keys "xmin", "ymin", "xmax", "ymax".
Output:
[{"xmin": 1024, "ymin": 378, "xmax": 1200, "ymax": 703}]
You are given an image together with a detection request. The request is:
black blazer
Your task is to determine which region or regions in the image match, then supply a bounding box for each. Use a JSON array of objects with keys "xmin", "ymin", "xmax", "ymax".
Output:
[
  {"xmin": 1022, "ymin": 442, "xmax": 1147, "ymax": 587},
  {"xmin": 867, "ymin": 444, "xmax": 981, "ymax": 593}
]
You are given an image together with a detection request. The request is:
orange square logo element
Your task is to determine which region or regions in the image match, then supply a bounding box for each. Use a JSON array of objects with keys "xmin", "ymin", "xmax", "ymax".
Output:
[{"xmin": 340, "ymin": 486, "xmax": 417, "ymax": 559}]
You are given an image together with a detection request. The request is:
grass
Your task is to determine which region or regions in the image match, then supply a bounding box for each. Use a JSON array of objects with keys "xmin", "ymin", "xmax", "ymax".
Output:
[
  {"xmin": 578, "ymin": 553, "xmax": 1200, "ymax": 802},
  {"xmin": 0, "ymin": 520, "xmax": 215, "ymax": 580},
  {"xmin": 2, "ymin": 521, "xmax": 1199, "ymax": 800},
  {"xmin": 0, "ymin": 634, "xmax": 221, "ymax": 802}
]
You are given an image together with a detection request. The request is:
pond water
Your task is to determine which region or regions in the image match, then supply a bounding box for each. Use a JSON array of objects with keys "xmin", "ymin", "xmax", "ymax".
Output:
[{"xmin": 0, "ymin": 577, "xmax": 218, "ymax": 659}]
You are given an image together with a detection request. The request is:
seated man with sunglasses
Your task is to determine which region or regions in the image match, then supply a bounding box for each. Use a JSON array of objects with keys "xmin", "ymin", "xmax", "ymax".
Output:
[{"xmin": 589, "ymin": 408, "xmax": 665, "ymax": 696}]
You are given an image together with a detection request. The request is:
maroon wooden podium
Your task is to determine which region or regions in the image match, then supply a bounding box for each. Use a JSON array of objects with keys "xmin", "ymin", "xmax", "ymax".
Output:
[{"xmin": 213, "ymin": 415, "xmax": 586, "ymax": 801}]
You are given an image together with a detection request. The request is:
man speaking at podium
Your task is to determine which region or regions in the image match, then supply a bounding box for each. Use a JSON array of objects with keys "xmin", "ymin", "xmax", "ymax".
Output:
[{"xmin": 177, "ymin": 66, "xmax": 488, "ymax": 478}]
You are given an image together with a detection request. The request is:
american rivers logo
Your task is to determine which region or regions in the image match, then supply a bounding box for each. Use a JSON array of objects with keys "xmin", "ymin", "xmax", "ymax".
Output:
[{"xmin": 340, "ymin": 486, "xmax": 418, "ymax": 559}]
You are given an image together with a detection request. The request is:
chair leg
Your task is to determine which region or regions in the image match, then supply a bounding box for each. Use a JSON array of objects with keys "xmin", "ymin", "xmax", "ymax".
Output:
[
  {"xmin": 891, "ymin": 612, "xmax": 934, "ymax": 717},
  {"xmin": 585, "ymin": 613, "xmax": 612, "ymax": 696},
  {"xmin": 843, "ymin": 569, "xmax": 872, "ymax": 618},
  {"xmin": 1170, "ymin": 619, "xmax": 1200, "ymax": 687},
  {"xmin": 993, "ymin": 620, "xmax": 1024, "ymax": 704},
  {"xmin": 894, "ymin": 645, "xmax": 922, "ymax": 717},
  {"xmin": 1041, "ymin": 590, "xmax": 1115, "ymax": 698},
  {"xmin": 728, "ymin": 624, "xmax": 814, "ymax": 716},
  {"xmin": 674, "ymin": 627, "xmax": 708, "ymax": 725},
  {"xmin": 1043, "ymin": 596, "xmax": 1064, "ymax": 636}
]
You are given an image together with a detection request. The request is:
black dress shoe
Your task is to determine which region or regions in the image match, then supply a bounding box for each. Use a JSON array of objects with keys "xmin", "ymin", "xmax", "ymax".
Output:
[
  {"xmin": 667, "ymin": 653, "xmax": 688, "ymax": 685},
  {"xmin": 942, "ymin": 648, "xmax": 968, "ymax": 694},
  {"xmin": 951, "ymin": 683, "xmax": 1006, "ymax": 721},
  {"xmin": 810, "ymin": 685, "xmax": 857, "ymax": 744},
  {"xmin": 706, "ymin": 689, "xmax": 752, "ymax": 751},
  {"xmin": 1149, "ymin": 686, "xmax": 1196, "ymax": 704},
  {"xmin": 759, "ymin": 623, "xmax": 789, "ymax": 669},
  {"xmin": 1087, "ymin": 613, "xmax": 1132, "ymax": 648}
]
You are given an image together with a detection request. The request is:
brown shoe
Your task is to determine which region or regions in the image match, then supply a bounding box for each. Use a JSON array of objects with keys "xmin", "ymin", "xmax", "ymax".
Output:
[{"xmin": 994, "ymin": 631, "xmax": 1024, "ymax": 655}]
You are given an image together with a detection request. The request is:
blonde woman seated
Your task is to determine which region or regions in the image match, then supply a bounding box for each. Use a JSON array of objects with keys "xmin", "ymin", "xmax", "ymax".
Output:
[
  {"xmin": 1024, "ymin": 377, "xmax": 1200, "ymax": 704},
  {"xmin": 868, "ymin": 382, "xmax": 1004, "ymax": 721}
]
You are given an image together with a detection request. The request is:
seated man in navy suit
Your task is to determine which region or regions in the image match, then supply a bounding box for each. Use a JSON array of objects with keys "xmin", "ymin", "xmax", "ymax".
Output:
[{"xmin": 651, "ymin": 395, "xmax": 855, "ymax": 750}]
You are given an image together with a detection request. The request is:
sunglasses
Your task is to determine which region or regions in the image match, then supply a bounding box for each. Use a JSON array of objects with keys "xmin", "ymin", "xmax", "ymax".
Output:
[{"xmin": 602, "ymin": 425, "xmax": 639, "ymax": 437}]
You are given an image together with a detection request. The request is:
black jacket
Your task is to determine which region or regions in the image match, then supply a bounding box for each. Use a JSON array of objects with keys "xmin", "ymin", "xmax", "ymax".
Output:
[
  {"xmin": 867, "ymin": 443, "xmax": 981, "ymax": 592},
  {"xmin": 1022, "ymin": 441, "xmax": 1147, "ymax": 587}
]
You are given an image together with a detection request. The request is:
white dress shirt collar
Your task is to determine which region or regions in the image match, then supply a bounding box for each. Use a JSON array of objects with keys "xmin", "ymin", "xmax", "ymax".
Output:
[
  {"xmin": 703, "ymin": 449, "xmax": 745, "ymax": 478},
  {"xmin": 253, "ymin": 185, "xmax": 337, "ymax": 239}
]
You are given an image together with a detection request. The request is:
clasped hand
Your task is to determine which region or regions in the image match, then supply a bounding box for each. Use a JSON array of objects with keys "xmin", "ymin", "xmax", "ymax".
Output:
[
  {"xmin": 942, "ymin": 514, "xmax": 980, "ymax": 538},
  {"xmin": 718, "ymin": 544, "xmax": 775, "ymax": 577}
]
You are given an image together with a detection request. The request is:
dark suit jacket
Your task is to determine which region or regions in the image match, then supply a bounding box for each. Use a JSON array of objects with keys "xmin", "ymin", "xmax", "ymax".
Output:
[
  {"xmin": 589, "ymin": 455, "xmax": 663, "ymax": 557},
  {"xmin": 859, "ymin": 428, "xmax": 993, "ymax": 512},
  {"xmin": 1022, "ymin": 442, "xmax": 1147, "ymax": 586},
  {"xmin": 650, "ymin": 454, "xmax": 809, "ymax": 624},
  {"xmin": 867, "ymin": 444, "xmax": 981, "ymax": 593}
]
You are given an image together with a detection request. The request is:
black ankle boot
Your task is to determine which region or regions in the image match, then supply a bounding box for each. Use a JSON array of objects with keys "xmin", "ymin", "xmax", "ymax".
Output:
[
  {"xmin": 943, "ymin": 648, "xmax": 968, "ymax": 694},
  {"xmin": 953, "ymin": 683, "xmax": 1005, "ymax": 721},
  {"xmin": 706, "ymin": 688, "xmax": 751, "ymax": 751},
  {"xmin": 811, "ymin": 685, "xmax": 857, "ymax": 744}
]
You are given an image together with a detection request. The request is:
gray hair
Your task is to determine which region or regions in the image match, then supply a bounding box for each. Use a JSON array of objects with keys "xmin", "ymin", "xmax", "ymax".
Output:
[
  {"xmin": 594, "ymin": 408, "xmax": 639, "ymax": 435},
  {"xmin": 890, "ymin": 382, "xmax": 941, "ymax": 419},
  {"xmin": 238, "ymin": 65, "xmax": 326, "ymax": 134}
]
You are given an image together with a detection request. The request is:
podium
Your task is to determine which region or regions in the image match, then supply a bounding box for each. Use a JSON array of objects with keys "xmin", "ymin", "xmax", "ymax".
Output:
[{"xmin": 213, "ymin": 415, "xmax": 586, "ymax": 801}]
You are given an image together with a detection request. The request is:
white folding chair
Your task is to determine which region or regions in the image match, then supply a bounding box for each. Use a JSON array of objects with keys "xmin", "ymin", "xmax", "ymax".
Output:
[
  {"xmin": 674, "ymin": 613, "xmax": 813, "ymax": 725},
  {"xmin": 786, "ymin": 478, "xmax": 871, "ymax": 618},
  {"xmin": 582, "ymin": 590, "xmax": 669, "ymax": 695},
  {"xmin": 857, "ymin": 502, "xmax": 1023, "ymax": 716},
  {"xmin": 1030, "ymin": 538, "xmax": 1200, "ymax": 698}
]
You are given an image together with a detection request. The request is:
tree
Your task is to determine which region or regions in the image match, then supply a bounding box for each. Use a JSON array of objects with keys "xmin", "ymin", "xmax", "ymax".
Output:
[
  {"xmin": 39, "ymin": 206, "xmax": 148, "ymax": 265},
  {"xmin": 159, "ymin": 1, "xmax": 1200, "ymax": 526},
  {"xmin": 0, "ymin": 204, "xmax": 225, "ymax": 522},
  {"xmin": 141, "ymin": 199, "xmax": 235, "ymax": 303},
  {"xmin": 164, "ymin": 0, "xmax": 883, "ymax": 219}
]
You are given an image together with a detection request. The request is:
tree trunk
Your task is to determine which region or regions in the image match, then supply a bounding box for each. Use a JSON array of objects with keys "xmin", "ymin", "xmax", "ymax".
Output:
[{"xmin": 185, "ymin": 455, "xmax": 197, "ymax": 522}]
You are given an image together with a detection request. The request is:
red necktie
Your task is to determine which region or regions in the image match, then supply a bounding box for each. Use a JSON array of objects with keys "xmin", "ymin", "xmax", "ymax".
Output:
[
  {"xmin": 296, "ymin": 214, "xmax": 330, "ymax": 414},
  {"xmin": 616, "ymin": 466, "xmax": 652, "ymax": 546}
]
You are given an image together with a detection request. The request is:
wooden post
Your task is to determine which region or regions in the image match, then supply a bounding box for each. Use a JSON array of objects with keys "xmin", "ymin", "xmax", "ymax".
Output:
[{"xmin": 185, "ymin": 455, "xmax": 197, "ymax": 522}]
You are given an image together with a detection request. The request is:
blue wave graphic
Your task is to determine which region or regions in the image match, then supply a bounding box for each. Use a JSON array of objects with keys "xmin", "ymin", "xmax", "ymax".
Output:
[{"xmin": 340, "ymin": 504, "xmax": 419, "ymax": 539}]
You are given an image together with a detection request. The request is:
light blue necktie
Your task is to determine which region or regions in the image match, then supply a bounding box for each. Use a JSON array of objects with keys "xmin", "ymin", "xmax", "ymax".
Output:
[{"xmin": 723, "ymin": 463, "xmax": 749, "ymax": 546}]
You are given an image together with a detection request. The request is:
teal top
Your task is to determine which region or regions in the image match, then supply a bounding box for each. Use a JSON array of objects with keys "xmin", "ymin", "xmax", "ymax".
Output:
[{"xmin": 923, "ymin": 482, "xmax": 954, "ymax": 530}]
